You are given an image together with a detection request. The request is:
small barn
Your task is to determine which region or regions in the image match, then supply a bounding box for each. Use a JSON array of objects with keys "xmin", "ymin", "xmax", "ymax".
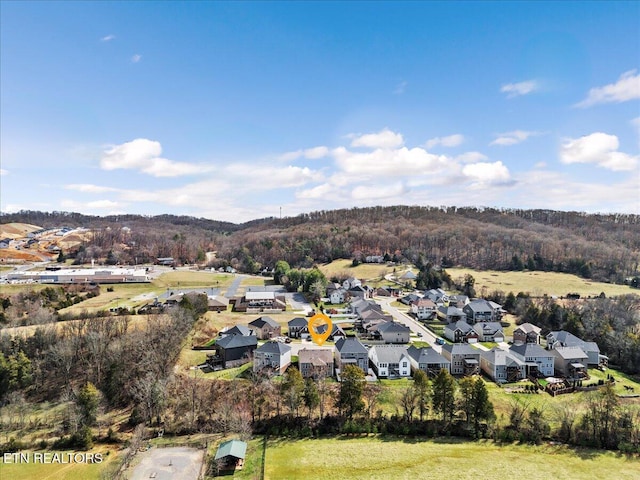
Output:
[{"xmin": 214, "ymin": 439, "xmax": 247, "ymax": 470}]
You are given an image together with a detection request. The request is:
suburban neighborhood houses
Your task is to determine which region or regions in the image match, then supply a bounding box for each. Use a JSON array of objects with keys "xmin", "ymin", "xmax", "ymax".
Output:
[{"xmin": 195, "ymin": 272, "xmax": 608, "ymax": 393}]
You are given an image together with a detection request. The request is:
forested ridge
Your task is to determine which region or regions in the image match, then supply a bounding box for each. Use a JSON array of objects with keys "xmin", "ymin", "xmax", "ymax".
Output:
[{"xmin": 3, "ymin": 206, "xmax": 639, "ymax": 282}]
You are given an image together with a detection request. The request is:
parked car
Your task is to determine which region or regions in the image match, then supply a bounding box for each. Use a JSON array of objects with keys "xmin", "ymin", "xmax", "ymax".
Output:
[{"xmin": 435, "ymin": 338, "xmax": 445, "ymax": 345}]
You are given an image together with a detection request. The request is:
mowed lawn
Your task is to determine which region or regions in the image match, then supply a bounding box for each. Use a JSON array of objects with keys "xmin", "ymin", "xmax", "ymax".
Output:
[
  {"xmin": 447, "ymin": 268, "xmax": 634, "ymax": 298},
  {"xmin": 317, "ymin": 259, "xmax": 396, "ymax": 283},
  {"xmin": 0, "ymin": 448, "xmax": 120, "ymax": 480},
  {"xmin": 264, "ymin": 436, "xmax": 640, "ymax": 480}
]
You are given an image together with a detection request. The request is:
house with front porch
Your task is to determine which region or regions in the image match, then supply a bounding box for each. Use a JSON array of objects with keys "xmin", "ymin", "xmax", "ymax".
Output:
[
  {"xmin": 248, "ymin": 316, "xmax": 282, "ymax": 340},
  {"xmin": 513, "ymin": 322, "xmax": 542, "ymax": 345},
  {"xmin": 411, "ymin": 298, "xmax": 437, "ymax": 320},
  {"xmin": 472, "ymin": 322, "xmax": 505, "ymax": 342},
  {"xmin": 287, "ymin": 317, "xmax": 308, "ymax": 338},
  {"xmin": 444, "ymin": 320, "xmax": 478, "ymax": 344}
]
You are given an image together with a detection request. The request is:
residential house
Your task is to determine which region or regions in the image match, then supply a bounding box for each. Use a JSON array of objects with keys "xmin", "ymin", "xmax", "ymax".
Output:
[
  {"xmin": 411, "ymin": 298, "xmax": 437, "ymax": 320},
  {"xmin": 437, "ymin": 305, "xmax": 466, "ymax": 323},
  {"xmin": 444, "ymin": 320, "xmax": 478, "ymax": 344},
  {"xmin": 441, "ymin": 343, "xmax": 481, "ymax": 376},
  {"xmin": 253, "ymin": 341, "xmax": 292, "ymax": 375},
  {"xmin": 220, "ymin": 325, "xmax": 254, "ymax": 337},
  {"xmin": 551, "ymin": 346, "xmax": 589, "ymax": 379},
  {"xmin": 348, "ymin": 285, "xmax": 369, "ymax": 299},
  {"xmin": 375, "ymin": 286, "xmax": 393, "ymax": 297},
  {"xmin": 399, "ymin": 270, "xmax": 417, "ymax": 282},
  {"xmin": 448, "ymin": 295, "xmax": 469, "ymax": 308},
  {"xmin": 399, "ymin": 293, "xmax": 421, "ymax": 305},
  {"xmin": 513, "ymin": 323, "xmax": 542, "ymax": 345},
  {"xmin": 368, "ymin": 345, "xmax": 411, "ymax": 379},
  {"xmin": 424, "ymin": 288, "xmax": 449, "ymax": 305},
  {"xmin": 298, "ymin": 347, "xmax": 334, "ymax": 379},
  {"xmin": 335, "ymin": 337, "xmax": 369, "ymax": 374},
  {"xmin": 248, "ymin": 316, "xmax": 282, "ymax": 340},
  {"xmin": 328, "ymin": 287, "xmax": 347, "ymax": 304},
  {"xmin": 208, "ymin": 334, "xmax": 257, "ymax": 369},
  {"xmin": 365, "ymin": 255, "xmax": 384, "ymax": 263},
  {"xmin": 287, "ymin": 317, "xmax": 308, "ymax": 338},
  {"xmin": 343, "ymin": 277, "xmax": 362, "ymax": 290},
  {"xmin": 207, "ymin": 295, "xmax": 229, "ymax": 312},
  {"xmin": 463, "ymin": 299, "xmax": 499, "ymax": 324},
  {"xmin": 480, "ymin": 348, "xmax": 526, "ymax": 383},
  {"xmin": 472, "ymin": 322, "xmax": 505, "ymax": 342},
  {"xmin": 509, "ymin": 343, "xmax": 555, "ymax": 378},
  {"xmin": 300, "ymin": 323, "xmax": 347, "ymax": 342},
  {"xmin": 546, "ymin": 331, "xmax": 604, "ymax": 366},
  {"xmin": 406, "ymin": 345, "xmax": 450, "ymax": 377},
  {"xmin": 214, "ymin": 440, "xmax": 247, "ymax": 470},
  {"xmin": 378, "ymin": 321, "xmax": 411, "ymax": 344}
]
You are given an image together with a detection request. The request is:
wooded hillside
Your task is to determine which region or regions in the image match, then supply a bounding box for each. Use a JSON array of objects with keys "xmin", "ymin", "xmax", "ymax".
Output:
[{"xmin": 3, "ymin": 206, "xmax": 639, "ymax": 283}]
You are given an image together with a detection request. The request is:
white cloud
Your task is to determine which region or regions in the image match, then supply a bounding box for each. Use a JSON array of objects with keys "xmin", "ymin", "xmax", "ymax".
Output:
[
  {"xmin": 352, "ymin": 182, "xmax": 407, "ymax": 200},
  {"xmin": 490, "ymin": 130, "xmax": 540, "ymax": 146},
  {"xmin": 425, "ymin": 134, "xmax": 464, "ymax": 149},
  {"xmin": 462, "ymin": 161, "xmax": 512, "ymax": 187},
  {"xmin": 455, "ymin": 152, "xmax": 488, "ymax": 163},
  {"xmin": 333, "ymin": 146, "xmax": 450, "ymax": 176},
  {"xmin": 0, "ymin": 169, "xmax": 8, "ymax": 176},
  {"xmin": 225, "ymin": 164, "xmax": 323, "ymax": 189},
  {"xmin": 501, "ymin": 80, "xmax": 538, "ymax": 98},
  {"xmin": 575, "ymin": 70, "xmax": 640, "ymax": 108},
  {"xmin": 101, "ymin": 34, "xmax": 116, "ymax": 42},
  {"xmin": 131, "ymin": 54, "xmax": 142, "ymax": 63},
  {"xmin": 100, "ymin": 138, "xmax": 209, "ymax": 177},
  {"xmin": 560, "ymin": 132, "xmax": 638, "ymax": 171},
  {"xmin": 296, "ymin": 183, "xmax": 336, "ymax": 200},
  {"xmin": 65, "ymin": 184, "xmax": 118, "ymax": 193},
  {"xmin": 393, "ymin": 81, "xmax": 407, "ymax": 95},
  {"xmin": 280, "ymin": 146, "xmax": 329, "ymax": 161},
  {"xmin": 350, "ymin": 128, "xmax": 404, "ymax": 149},
  {"xmin": 60, "ymin": 199, "xmax": 124, "ymax": 211}
]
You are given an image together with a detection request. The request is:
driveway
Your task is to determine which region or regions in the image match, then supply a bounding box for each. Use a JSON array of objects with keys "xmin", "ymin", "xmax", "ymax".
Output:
[
  {"xmin": 129, "ymin": 447, "xmax": 204, "ymax": 480},
  {"xmin": 377, "ymin": 297, "xmax": 442, "ymax": 353}
]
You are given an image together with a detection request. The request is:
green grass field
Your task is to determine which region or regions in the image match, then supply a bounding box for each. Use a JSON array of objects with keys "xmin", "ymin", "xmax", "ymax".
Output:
[
  {"xmin": 264, "ymin": 436, "xmax": 640, "ymax": 480},
  {"xmin": 317, "ymin": 259, "xmax": 395, "ymax": 283},
  {"xmin": 447, "ymin": 268, "xmax": 634, "ymax": 298},
  {"xmin": 0, "ymin": 447, "xmax": 120, "ymax": 480}
]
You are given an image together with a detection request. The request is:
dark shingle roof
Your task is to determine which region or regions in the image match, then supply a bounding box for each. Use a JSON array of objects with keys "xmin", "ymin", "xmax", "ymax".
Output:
[
  {"xmin": 249, "ymin": 316, "xmax": 280, "ymax": 328},
  {"xmin": 216, "ymin": 334, "xmax": 257, "ymax": 349},
  {"xmin": 335, "ymin": 337, "xmax": 368, "ymax": 355},
  {"xmin": 256, "ymin": 341, "xmax": 291, "ymax": 355}
]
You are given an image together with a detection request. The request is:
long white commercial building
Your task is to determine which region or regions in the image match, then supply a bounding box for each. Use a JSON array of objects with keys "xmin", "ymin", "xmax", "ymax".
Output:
[{"xmin": 7, "ymin": 267, "xmax": 150, "ymax": 284}]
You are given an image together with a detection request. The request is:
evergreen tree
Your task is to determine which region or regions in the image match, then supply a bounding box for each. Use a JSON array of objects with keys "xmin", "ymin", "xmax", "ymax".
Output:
[{"xmin": 432, "ymin": 368, "xmax": 457, "ymax": 426}]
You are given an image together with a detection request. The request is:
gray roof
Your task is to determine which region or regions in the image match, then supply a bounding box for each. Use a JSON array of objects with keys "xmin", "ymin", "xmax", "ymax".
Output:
[
  {"xmin": 548, "ymin": 331, "xmax": 600, "ymax": 353},
  {"xmin": 473, "ymin": 322, "xmax": 504, "ymax": 334},
  {"xmin": 256, "ymin": 341, "xmax": 291, "ymax": 355},
  {"xmin": 288, "ymin": 317, "xmax": 308, "ymax": 328},
  {"xmin": 514, "ymin": 322, "xmax": 541, "ymax": 334},
  {"xmin": 442, "ymin": 343, "xmax": 480, "ymax": 356},
  {"xmin": 480, "ymin": 348, "xmax": 524, "ymax": 367},
  {"xmin": 407, "ymin": 345, "xmax": 450, "ymax": 365},
  {"xmin": 223, "ymin": 325, "xmax": 253, "ymax": 336},
  {"xmin": 216, "ymin": 334, "xmax": 258, "ymax": 349},
  {"xmin": 370, "ymin": 345, "xmax": 409, "ymax": 363},
  {"xmin": 249, "ymin": 316, "xmax": 280, "ymax": 328},
  {"xmin": 445, "ymin": 320, "xmax": 473, "ymax": 334},
  {"xmin": 509, "ymin": 342, "xmax": 550, "ymax": 358},
  {"xmin": 439, "ymin": 306, "xmax": 466, "ymax": 317},
  {"xmin": 335, "ymin": 337, "xmax": 368, "ymax": 355},
  {"xmin": 215, "ymin": 440, "xmax": 247, "ymax": 460},
  {"xmin": 464, "ymin": 299, "xmax": 494, "ymax": 313},
  {"xmin": 552, "ymin": 346, "xmax": 588, "ymax": 360},
  {"xmin": 377, "ymin": 321, "xmax": 410, "ymax": 334}
]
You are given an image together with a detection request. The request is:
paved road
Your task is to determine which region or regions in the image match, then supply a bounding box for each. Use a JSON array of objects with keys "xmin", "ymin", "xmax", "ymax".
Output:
[
  {"xmin": 377, "ymin": 297, "xmax": 442, "ymax": 353},
  {"xmin": 225, "ymin": 274, "xmax": 245, "ymax": 298}
]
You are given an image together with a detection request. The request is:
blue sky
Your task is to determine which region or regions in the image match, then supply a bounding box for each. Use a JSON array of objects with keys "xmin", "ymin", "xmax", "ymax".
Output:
[{"xmin": 1, "ymin": 1, "xmax": 639, "ymax": 222}]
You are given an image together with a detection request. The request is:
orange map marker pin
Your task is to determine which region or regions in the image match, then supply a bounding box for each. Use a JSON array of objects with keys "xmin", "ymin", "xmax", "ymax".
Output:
[{"xmin": 308, "ymin": 312, "xmax": 333, "ymax": 346}]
